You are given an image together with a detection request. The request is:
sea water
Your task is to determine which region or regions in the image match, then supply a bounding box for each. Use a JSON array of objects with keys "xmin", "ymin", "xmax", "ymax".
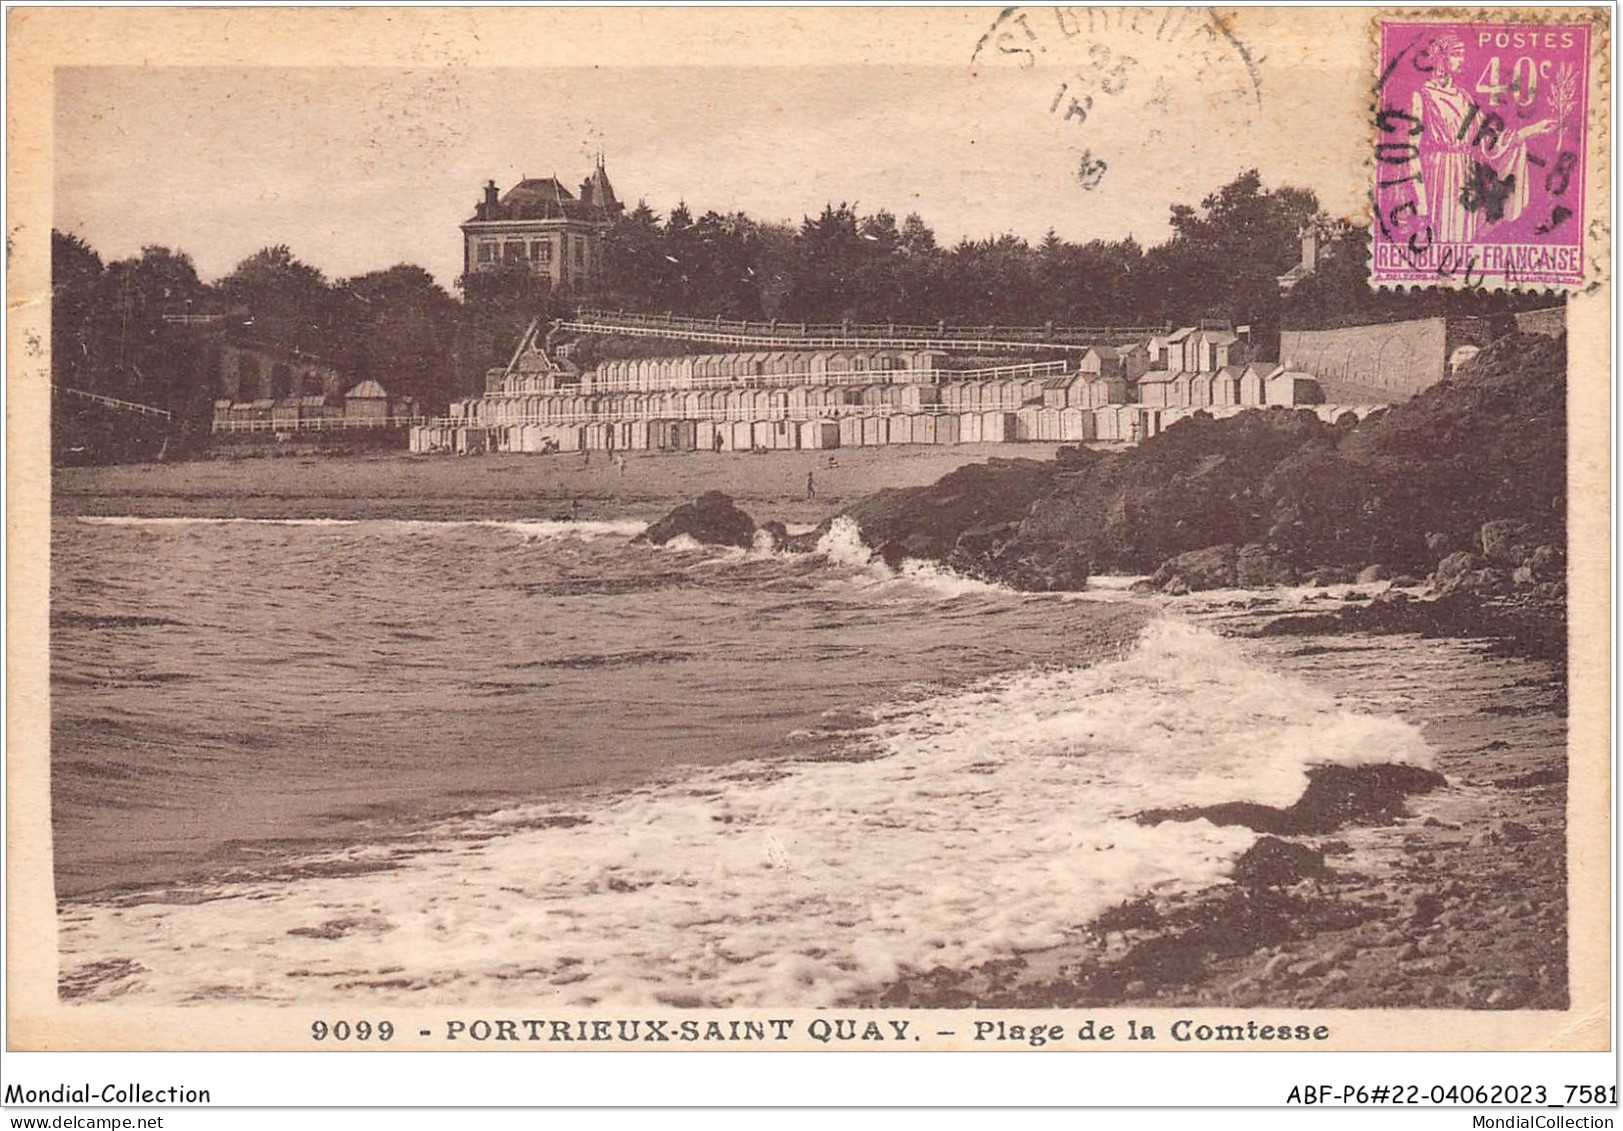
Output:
[{"xmin": 50, "ymin": 515, "xmax": 1432, "ymax": 1007}]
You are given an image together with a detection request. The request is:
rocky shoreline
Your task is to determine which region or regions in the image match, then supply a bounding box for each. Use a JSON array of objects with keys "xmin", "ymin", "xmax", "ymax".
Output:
[
  {"xmin": 629, "ymin": 331, "xmax": 1570, "ymax": 1011},
  {"xmin": 851, "ymin": 595, "xmax": 1568, "ymax": 1010}
]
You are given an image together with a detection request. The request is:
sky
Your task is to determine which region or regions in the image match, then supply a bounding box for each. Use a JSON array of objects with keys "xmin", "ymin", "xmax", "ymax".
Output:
[{"xmin": 52, "ymin": 12, "xmax": 1372, "ymax": 293}]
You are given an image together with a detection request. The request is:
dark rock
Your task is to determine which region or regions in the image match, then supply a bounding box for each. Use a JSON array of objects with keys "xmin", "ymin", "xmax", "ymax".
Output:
[
  {"xmin": 635, "ymin": 491, "xmax": 757, "ymax": 549},
  {"xmin": 1498, "ymin": 820, "xmax": 1536, "ymax": 844},
  {"xmin": 1137, "ymin": 763, "xmax": 1447, "ymax": 836},
  {"xmin": 1151, "ymin": 544, "xmax": 1238, "ymax": 591},
  {"xmin": 1434, "ymin": 551, "xmax": 1484, "ymax": 584},
  {"xmin": 1307, "ymin": 566, "xmax": 1355, "ymax": 587},
  {"xmin": 1472, "ymin": 567, "xmax": 1512, "ymax": 595},
  {"xmin": 1292, "ymin": 764, "xmax": 1448, "ymax": 830},
  {"xmin": 836, "ymin": 458, "xmax": 1057, "ymax": 579},
  {"xmin": 1493, "ymin": 766, "xmax": 1564, "ymax": 789},
  {"xmin": 992, "ymin": 544, "xmax": 1092, "ymax": 592},
  {"xmin": 833, "ymin": 332, "xmax": 1564, "ymax": 597},
  {"xmin": 1389, "ymin": 574, "xmax": 1424, "ymax": 588},
  {"xmin": 1053, "ymin": 444, "xmax": 1097, "ymax": 470},
  {"xmin": 1529, "ymin": 544, "xmax": 1564, "ymax": 581},
  {"xmin": 1425, "ymin": 531, "xmax": 1458, "ymax": 556},
  {"xmin": 1480, "ymin": 519, "xmax": 1533, "ymax": 567},
  {"xmin": 1236, "ymin": 542, "xmax": 1300, "ymax": 588},
  {"xmin": 1371, "ymin": 588, "xmax": 1411, "ymax": 605},
  {"xmin": 757, "ymin": 521, "xmax": 789, "ymax": 551},
  {"xmin": 782, "ymin": 528, "xmax": 825, "ymax": 553},
  {"xmin": 1408, "ymin": 892, "xmax": 1445, "ymax": 927},
  {"xmin": 1231, "ymin": 837, "xmax": 1327, "ymax": 888},
  {"xmin": 1254, "ymin": 589, "xmax": 1564, "ymax": 664},
  {"xmin": 1094, "ymin": 898, "xmax": 1163, "ymax": 933}
]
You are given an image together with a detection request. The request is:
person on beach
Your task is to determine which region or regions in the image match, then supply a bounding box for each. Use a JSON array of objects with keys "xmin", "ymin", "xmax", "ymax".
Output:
[
  {"xmin": 616, "ymin": 452, "xmax": 627, "ymax": 479},
  {"xmin": 582, "ymin": 448, "xmax": 591, "ymax": 466},
  {"xmin": 805, "ymin": 470, "xmax": 816, "ymax": 500}
]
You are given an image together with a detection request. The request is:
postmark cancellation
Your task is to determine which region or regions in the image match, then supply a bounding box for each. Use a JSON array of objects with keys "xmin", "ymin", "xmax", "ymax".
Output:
[{"xmin": 1372, "ymin": 16, "xmax": 1602, "ymax": 290}]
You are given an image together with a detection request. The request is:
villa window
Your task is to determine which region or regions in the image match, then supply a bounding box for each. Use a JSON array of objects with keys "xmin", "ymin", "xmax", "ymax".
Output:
[
  {"xmin": 504, "ymin": 242, "xmax": 525, "ymax": 264},
  {"xmin": 532, "ymin": 241, "xmax": 552, "ymax": 264},
  {"xmin": 476, "ymin": 242, "xmax": 494, "ymax": 264}
]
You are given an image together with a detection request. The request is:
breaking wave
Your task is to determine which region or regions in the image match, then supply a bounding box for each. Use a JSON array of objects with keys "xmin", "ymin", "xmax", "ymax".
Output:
[{"xmin": 58, "ymin": 614, "xmax": 1431, "ymax": 1009}]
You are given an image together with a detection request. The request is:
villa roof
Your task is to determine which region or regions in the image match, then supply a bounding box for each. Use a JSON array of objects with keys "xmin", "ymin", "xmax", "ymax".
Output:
[{"xmin": 468, "ymin": 168, "xmax": 625, "ymax": 225}]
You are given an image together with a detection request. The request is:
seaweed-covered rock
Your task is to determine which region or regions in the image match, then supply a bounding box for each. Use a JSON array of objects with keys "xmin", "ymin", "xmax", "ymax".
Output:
[
  {"xmin": 1231, "ymin": 837, "xmax": 1328, "ymax": 889},
  {"xmin": 636, "ymin": 491, "xmax": 756, "ymax": 548}
]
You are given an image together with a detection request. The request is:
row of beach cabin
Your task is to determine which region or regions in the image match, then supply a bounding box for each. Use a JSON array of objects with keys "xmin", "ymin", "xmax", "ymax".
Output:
[
  {"xmin": 455, "ymin": 365, "xmax": 1322, "ymax": 429},
  {"xmin": 577, "ymin": 349, "xmax": 950, "ymax": 393},
  {"xmin": 413, "ymin": 402, "xmax": 1381, "ymax": 455}
]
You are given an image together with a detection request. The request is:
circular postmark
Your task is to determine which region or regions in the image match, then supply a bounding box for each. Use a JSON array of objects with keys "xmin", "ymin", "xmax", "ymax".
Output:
[{"xmin": 971, "ymin": 7, "xmax": 1263, "ymax": 192}]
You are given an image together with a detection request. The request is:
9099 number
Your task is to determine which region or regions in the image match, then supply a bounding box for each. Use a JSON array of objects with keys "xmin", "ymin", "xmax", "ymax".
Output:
[{"xmin": 310, "ymin": 1020, "xmax": 393, "ymax": 1042}]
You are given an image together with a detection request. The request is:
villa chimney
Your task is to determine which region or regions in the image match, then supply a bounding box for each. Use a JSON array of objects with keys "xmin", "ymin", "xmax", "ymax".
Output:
[
  {"xmin": 1300, "ymin": 227, "xmax": 1319, "ymax": 273},
  {"xmin": 484, "ymin": 180, "xmax": 500, "ymax": 208}
]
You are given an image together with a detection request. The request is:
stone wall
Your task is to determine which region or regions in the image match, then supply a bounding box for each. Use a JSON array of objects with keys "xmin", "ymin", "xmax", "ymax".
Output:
[
  {"xmin": 1514, "ymin": 306, "xmax": 1566, "ymax": 337},
  {"xmin": 1280, "ymin": 317, "xmax": 1449, "ymax": 398}
]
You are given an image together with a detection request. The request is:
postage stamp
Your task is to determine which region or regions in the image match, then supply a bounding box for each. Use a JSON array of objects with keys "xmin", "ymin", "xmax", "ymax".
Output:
[{"xmin": 1373, "ymin": 19, "xmax": 1593, "ymax": 289}]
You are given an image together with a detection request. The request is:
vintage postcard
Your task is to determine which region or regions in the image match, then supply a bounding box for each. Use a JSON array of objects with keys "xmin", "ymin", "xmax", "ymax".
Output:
[{"xmin": 5, "ymin": 3, "xmax": 1612, "ymax": 1091}]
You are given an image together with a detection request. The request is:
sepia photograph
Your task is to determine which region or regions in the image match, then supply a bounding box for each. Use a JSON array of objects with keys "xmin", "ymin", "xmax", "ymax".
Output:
[{"xmin": 5, "ymin": 4, "xmax": 1612, "ymax": 1087}]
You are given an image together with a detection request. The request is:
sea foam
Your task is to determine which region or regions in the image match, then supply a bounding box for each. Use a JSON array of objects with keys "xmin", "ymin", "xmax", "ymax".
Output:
[
  {"xmin": 75, "ymin": 515, "xmax": 647, "ymax": 542},
  {"xmin": 814, "ymin": 515, "xmax": 1021, "ymax": 600},
  {"xmin": 58, "ymin": 616, "xmax": 1431, "ymax": 1009}
]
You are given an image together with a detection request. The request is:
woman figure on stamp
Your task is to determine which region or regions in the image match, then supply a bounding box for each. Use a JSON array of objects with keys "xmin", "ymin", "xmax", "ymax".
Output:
[{"xmin": 1409, "ymin": 32, "xmax": 1555, "ymax": 244}]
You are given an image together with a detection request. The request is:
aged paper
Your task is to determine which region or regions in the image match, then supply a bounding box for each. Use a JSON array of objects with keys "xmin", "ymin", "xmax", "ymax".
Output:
[{"xmin": 6, "ymin": 6, "xmax": 1611, "ymax": 1071}]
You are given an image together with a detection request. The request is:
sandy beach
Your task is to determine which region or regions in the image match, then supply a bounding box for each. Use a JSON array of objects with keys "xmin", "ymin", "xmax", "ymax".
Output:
[{"xmin": 51, "ymin": 444, "xmax": 1061, "ymax": 527}]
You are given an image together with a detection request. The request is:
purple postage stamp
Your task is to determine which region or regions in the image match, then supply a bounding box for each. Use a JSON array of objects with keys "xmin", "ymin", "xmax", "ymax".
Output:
[{"xmin": 1373, "ymin": 19, "xmax": 1591, "ymax": 289}]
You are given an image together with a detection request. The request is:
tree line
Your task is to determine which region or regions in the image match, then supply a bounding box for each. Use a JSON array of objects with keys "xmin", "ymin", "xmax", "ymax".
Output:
[{"xmin": 52, "ymin": 168, "xmax": 1555, "ymax": 448}]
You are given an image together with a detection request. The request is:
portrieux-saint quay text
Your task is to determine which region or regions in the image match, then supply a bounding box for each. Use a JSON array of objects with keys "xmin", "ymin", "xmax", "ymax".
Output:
[{"xmin": 441, "ymin": 1018, "xmax": 915, "ymax": 1043}]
